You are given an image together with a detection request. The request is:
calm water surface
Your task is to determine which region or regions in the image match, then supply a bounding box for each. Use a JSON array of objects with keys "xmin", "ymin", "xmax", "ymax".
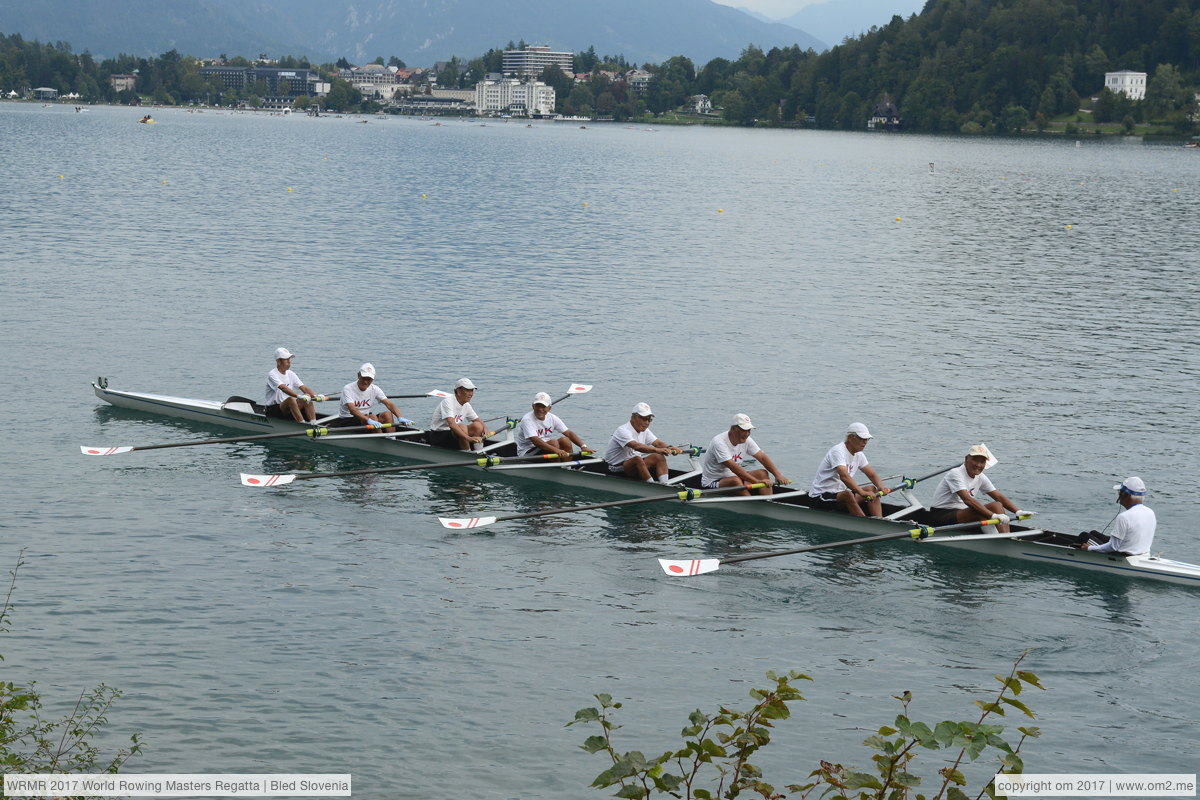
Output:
[{"xmin": 2, "ymin": 103, "xmax": 1198, "ymax": 798}]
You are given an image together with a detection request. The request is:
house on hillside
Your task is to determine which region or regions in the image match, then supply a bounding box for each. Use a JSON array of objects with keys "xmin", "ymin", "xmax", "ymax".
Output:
[
  {"xmin": 1104, "ymin": 71, "xmax": 1147, "ymax": 100},
  {"xmin": 867, "ymin": 94, "xmax": 902, "ymax": 130},
  {"xmin": 686, "ymin": 94, "xmax": 713, "ymax": 114}
]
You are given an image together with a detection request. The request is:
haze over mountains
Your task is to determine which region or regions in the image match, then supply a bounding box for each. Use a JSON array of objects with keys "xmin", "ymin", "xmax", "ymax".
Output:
[{"xmin": 0, "ymin": 0, "xmax": 825, "ymax": 66}]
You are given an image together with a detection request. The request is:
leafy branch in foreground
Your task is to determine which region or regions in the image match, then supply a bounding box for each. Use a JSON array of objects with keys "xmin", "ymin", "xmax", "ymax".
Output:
[
  {"xmin": 569, "ymin": 653, "xmax": 1042, "ymax": 800},
  {"xmin": 1, "ymin": 551, "xmax": 143, "ymax": 777}
]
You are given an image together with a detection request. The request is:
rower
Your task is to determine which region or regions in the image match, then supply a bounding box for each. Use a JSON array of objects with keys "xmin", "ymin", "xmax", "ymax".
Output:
[
  {"xmin": 515, "ymin": 392, "xmax": 591, "ymax": 460},
  {"xmin": 428, "ymin": 378, "xmax": 487, "ymax": 450},
  {"xmin": 928, "ymin": 444, "xmax": 1027, "ymax": 533},
  {"xmin": 263, "ymin": 347, "xmax": 318, "ymax": 423},
  {"xmin": 1075, "ymin": 477, "xmax": 1156, "ymax": 555},
  {"xmin": 808, "ymin": 422, "xmax": 886, "ymax": 517},
  {"xmin": 329, "ymin": 363, "xmax": 410, "ymax": 431},
  {"xmin": 603, "ymin": 402, "xmax": 681, "ymax": 484},
  {"xmin": 699, "ymin": 413, "xmax": 790, "ymax": 496}
]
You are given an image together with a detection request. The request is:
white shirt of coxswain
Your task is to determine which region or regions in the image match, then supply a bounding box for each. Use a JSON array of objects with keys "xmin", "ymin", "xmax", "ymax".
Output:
[
  {"xmin": 430, "ymin": 396, "xmax": 479, "ymax": 431},
  {"xmin": 515, "ymin": 410, "xmax": 570, "ymax": 456},
  {"xmin": 930, "ymin": 464, "xmax": 996, "ymax": 509},
  {"xmin": 265, "ymin": 367, "xmax": 304, "ymax": 406},
  {"xmin": 809, "ymin": 441, "xmax": 869, "ymax": 497},
  {"xmin": 700, "ymin": 431, "xmax": 762, "ymax": 486},
  {"xmin": 1091, "ymin": 502, "xmax": 1156, "ymax": 555},
  {"xmin": 338, "ymin": 380, "xmax": 388, "ymax": 418},
  {"xmin": 604, "ymin": 421, "xmax": 657, "ymax": 467}
]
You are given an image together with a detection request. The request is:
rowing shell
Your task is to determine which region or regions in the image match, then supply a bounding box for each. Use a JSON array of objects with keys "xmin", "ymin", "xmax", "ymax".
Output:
[{"xmin": 90, "ymin": 382, "xmax": 1200, "ymax": 586}]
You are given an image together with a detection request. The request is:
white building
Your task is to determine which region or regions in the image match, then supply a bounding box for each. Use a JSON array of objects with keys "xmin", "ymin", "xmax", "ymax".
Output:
[
  {"xmin": 502, "ymin": 46, "xmax": 573, "ymax": 77},
  {"xmin": 474, "ymin": 77, "xmax": 556, "ymax": 116},
  {"xmin": 1105, "ymin": 70, "xmax": 1147, "ymax": 100}
]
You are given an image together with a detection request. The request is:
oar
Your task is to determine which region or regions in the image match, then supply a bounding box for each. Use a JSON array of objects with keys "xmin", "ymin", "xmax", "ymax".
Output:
[
  {"xmin": 869, "ymin": 464, "xmax": 956, "ymax": 499},
  {"xmin": 551, "ymin": 383, "xmax": 592, "ymax": 404},
  {"xmin": 439, "ymin": 482, "xmax": 767, "ymax": 529},
  {"xmin": 79, "ymin": 420, "xmax": 412, "ymax": 456},
  {"xmin": 658, "ymin": 513, "xmax": 1035, "ymax": 576},
  {"xmin": 323, "ymin": 389, "xmax": 450, "ymax": 400},
  {"xmin": 240, "ymin": 450, "xmax": 597, "ymax": 487}
]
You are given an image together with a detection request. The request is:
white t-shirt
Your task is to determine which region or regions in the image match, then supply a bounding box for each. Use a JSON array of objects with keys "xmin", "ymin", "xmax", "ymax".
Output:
[
  {"xmin": 430, "ymin": 396, "xmax": 479, "ymax": 431},
  {"xmin": 1092, "ymin": 503, "xmax": 1156, "ymax": 555},
  {"xmin": 265, "ymin": 368, "xmax": 303, "ymax": 406},
  {"xmin": 604, "ymin": 421, "xmax": 657, "ymax": 467},
  {"xmin": 810, "ymin": 441, "xmax": 869, "ymax": 496},
  {"xmin": 701, "ymin": 431, "xmax": 761, "ymax": 485},
  {"xmin": 339, "ymin": 381, "xmax": 388, "ymax": 418},
  {"xmin": 930, "ymin": 464, "xmax": 996, "ymax": 509},
  {"xmin": 516, "ymin": 411, "xmax": 569, "ymax": 456}
]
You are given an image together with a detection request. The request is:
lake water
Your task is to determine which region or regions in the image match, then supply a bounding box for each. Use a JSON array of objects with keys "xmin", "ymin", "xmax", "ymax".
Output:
[{"xmin": 2, "ymin": 103, "xmax": 1198, "ymax": 798}]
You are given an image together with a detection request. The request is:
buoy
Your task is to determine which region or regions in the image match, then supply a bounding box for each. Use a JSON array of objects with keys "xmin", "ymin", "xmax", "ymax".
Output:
[
  {"xmin": 59, "ymin": 175, "xmax": 64, "ymax": 180},
  {"xmin": 161, "ymin": 180, "xmax": 168, "ymax": 185},
  {"xmin": 583, "ymin": 201, "xmax": 588, "ymax": 207},
  {"xmin": 1066, "ymin": 224, "xmax": 1073, "ymax": 230},
  {"xmin": 421, "ymin": 193, "xmax": 427, "ymax": 199},
  {"xmin": 717, "ymin": 208, "xmax": 723, "ymax": 214},
  {"xmin": 287, "ymin": 187, "xmax": 293, "ymax": 192},
  {"xmin": 895, "ymin": 217, "xmax": 902, "ymax": 222}
]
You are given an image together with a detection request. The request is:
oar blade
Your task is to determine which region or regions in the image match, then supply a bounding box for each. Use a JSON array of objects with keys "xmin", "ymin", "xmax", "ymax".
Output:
[
  {"xmin": 439, "ymin": 516, "xmax": 498, "ymax": 529},
  {"xmin": 428, "ymin": 390, "xmax": 451, "ymax": 398},
  {"xmin": 80, "ymin": 446, "xmax": 134, "ymax": 456},
  {"xmin": 240, "ymin": 473, "xmax": 297, "ymax": 487},
  {"xmin": 658, "ymin": 558, "xmax": 721, "ymax": 576},
  {"xmin": 567, "ymin": 384, "xmax": 592, "ymax": 394}
]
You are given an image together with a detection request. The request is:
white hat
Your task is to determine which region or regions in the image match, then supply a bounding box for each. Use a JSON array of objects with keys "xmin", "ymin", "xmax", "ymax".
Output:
[
  {"xmin": 847, "ymin": 422, "xmax": 872, "ymax": 439},
  {"xmin": 358, "ymin": 363, "xmax": 376, "ymax": 379},
  {"xmin": 274, "ymin": 347, "xmax": 294, "ymax": 360},
  {"xmin": 533, "ymin": 392, "xmax": 553, "ymax": 406},
  {"xmin": 731, "ymin": 413, "xmax": 755, "ymax": 430},
  {"xmin": 1114, "ymin": 476, "xmax": 1147, "ymax": 496},
  {"xmin": 966, "ymin": 444, "xmax": 991, "ymax": 458},
  {"xmin": 632, "ymin": 402, "xmax": 653, "ymax": 417},
  {"xmin": 455, "ymin": 377, "xmax": 476, "ymax": 390}
]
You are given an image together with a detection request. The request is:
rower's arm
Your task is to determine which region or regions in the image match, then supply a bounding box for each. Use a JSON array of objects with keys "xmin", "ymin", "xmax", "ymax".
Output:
[
  {"xmin": 860, "ymin": 464, "xmax": 884, "ymax": 492},
  {"xmin": 563, "ymin": 429, "xmax": 589, "ymax": 451},
  {"xmin": 753, "ymin": 450, "xmax": 789, "ymax": 485},
  {"xmin": 956, "ymin": 489, "xmax": 994, "ymax": 517},
  {"xmin": 987, "ymin": 489, "xmax": 1018, "ymax": 514},
  {"xmin": 383, "ymin": 399, "xmax": 404, "ymax": 418}
]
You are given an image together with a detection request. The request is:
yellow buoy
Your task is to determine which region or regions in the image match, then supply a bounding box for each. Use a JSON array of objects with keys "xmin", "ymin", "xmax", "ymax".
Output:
[
  {"xmin": 162, "ymin": 180, "xmax": 168, "ymax": 185},
  {"xmin": 59, "ymin": 175, "xmax": 64, "ymax": 180},
  {"xmin": 583, "ymin": 201, "xmax": 588, "ymax": 207},
  {"xmin": 287, "ymin": 187, "xmax": 293, "ymax": 192},
  {"xmin": 717, "ymin": 208, "xmax": 723, "ymax": 214},
  {"xmin": 895, "ymin": 217, "xmax": 902, "ymax": 222},
  {"xmin": 1066, "ymin": 224, "xmax": 1073, "ymax": 230}
]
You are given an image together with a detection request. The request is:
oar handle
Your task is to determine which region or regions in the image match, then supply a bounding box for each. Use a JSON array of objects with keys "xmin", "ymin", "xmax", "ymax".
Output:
[
  {"xmin": 906, "ymin": 512, "xmax": 1034, "ymax": 538},
  {"xmin": 872, "ymin": 464, "xmax": 958, "ymax": 498}
]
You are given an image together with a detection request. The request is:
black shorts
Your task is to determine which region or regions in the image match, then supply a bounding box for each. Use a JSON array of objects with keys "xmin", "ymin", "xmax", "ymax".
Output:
[
  {"xmin": 426, "ymin": 429, "xmax": 464, "ymax": 450},
  {"xmin": 807, "ymin": 492, "xmax": 840, "ymax": 510},
  {"xmin": 928, "ymin": 507, "xmax": 962, "ymax": 526},
  {"xmin": 263, "ymin": 403, "xmax": 290, "ymax": 419},
  {"xmin": 327, "ymin": 417, "xmax": 368, "ymax": 429}
]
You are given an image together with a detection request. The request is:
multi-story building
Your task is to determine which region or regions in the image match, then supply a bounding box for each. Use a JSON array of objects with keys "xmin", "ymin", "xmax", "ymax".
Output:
[
  {"xmin": 474, "ymin": 76, "xmax": 556, "ymax": 116},
  {"xmin": 110, "ymin": 74, "xmax": 137, "ymax": 92},
  {"xmin": 625, "ymin": 69, "xmax": 653, "ymax": 96},
  {"xmin": 1104, "ymin": 70, "xmax": 1147, "ymax": 100},
  {"xmin": 198, "ymin": 67, "xmax": 321, "ymax": 97},
  {"xmin": 502, "ymin": 45, "xmax": 573, "ymax": 77}
]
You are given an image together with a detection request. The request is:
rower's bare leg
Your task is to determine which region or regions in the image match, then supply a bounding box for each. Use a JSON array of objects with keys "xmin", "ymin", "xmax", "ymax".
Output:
[
  {"xmin": 864, "ymin": 492, "xmax": 882, "ymax": 518},
  {"xmin": 717, "ymin": 475, "xmax": 750, "ymax": 496},
  {"xmin": 281, "ymin": 396, "xmax": 304, "ymax": 423},
  {"xmin": 466, "ymin": 419, "xmax": 487, "ymax": 439},
  {"xmin": 624, "ymin": 456, "xmax": 652, "ymax": 481},
  {"xmin": 840, "ymin": 491, "xmax": 865, "ymax": 516},
  {"xmin": 646, "ymin": 453, "xmax": 669, "ymax": 481}
]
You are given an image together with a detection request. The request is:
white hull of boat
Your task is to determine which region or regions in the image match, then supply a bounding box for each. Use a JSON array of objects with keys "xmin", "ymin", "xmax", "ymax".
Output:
[{"xmin": 91, "ymin": 383, "xmax": 1200, "ymax": 587}]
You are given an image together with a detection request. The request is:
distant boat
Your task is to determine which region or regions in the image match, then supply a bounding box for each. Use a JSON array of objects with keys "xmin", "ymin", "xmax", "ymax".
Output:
[{"xmin": 1185, "ymin": 141, "xmax": 1199, "ymax": 149}]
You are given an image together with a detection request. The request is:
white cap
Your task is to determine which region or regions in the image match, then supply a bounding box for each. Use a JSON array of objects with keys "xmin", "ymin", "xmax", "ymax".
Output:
[
  {"xmin": 274, "ymin": 347, "xmax": 294, "ymax": 360},
  {"xmin": 533, "ymin": 392, "xmax": 553, "ymax": 406},
  {"xmin": 731, "ymin": 413, "xmax": 755, "ymax": 430},
  {"xmin": 632, "ymin": 402, "xmax": 653, "ymax": 417},
  {"xmin": 847, "ymin": 422, "xmax": 872, "ymax": 439},
  {"xmin": 455, "ymin": 377, "xmax": 476, "ymax": 390},
  {"xmin": 358, "ymin": 363, "xmax": 376, "ymax": 379},
  {"xmin": 1114, "ymin": 476, "xmax": 1146, "ymax": 496},
  {"xmin": 966, "ymin": 444, "xmax": 991, "ymax": 458}
]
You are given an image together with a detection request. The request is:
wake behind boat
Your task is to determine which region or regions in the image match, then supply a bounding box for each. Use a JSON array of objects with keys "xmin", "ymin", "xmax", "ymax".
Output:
[{"xmin": 87, "ymin": 381, "xmax": 1200, "ymax": 587}]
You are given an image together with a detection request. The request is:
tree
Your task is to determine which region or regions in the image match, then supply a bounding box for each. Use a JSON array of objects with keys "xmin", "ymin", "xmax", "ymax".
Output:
[
  {"xmin": 1145, "ymin": 63, "xmax": 1185, "ymax": 119},
  {"xmin": 388, "ymin": 56, "xmax": 406, "ymax": 68}
]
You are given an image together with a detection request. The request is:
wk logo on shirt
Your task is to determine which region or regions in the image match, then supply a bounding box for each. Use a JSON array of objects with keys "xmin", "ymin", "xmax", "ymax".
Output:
[{"xmin": 537, "ymin": 426, "xmax": 555, "ymax": 437}]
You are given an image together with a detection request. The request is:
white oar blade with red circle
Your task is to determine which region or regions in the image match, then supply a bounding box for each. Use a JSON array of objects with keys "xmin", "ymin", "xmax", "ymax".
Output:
[
  {"xmin": 240, "ymin": 473, "xmax": 297, "ymax": 487},
  {"xmin": 567, "ymin": 384, "xmax": 592, "ymax": 394},
  {"xmin": 80, "ymin": 446, "xmax": 134, "ymax": 456},
  {"xmin": 658, "ymin": 558, "xmax": 721, "ymax": 576},
  {"xmin": 427, "ymin": 390, "xmax": 451, "ymax": 398},
  {"xmin": 439, "ymin": 516, "xmax": 498, "ymax": 529}
]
